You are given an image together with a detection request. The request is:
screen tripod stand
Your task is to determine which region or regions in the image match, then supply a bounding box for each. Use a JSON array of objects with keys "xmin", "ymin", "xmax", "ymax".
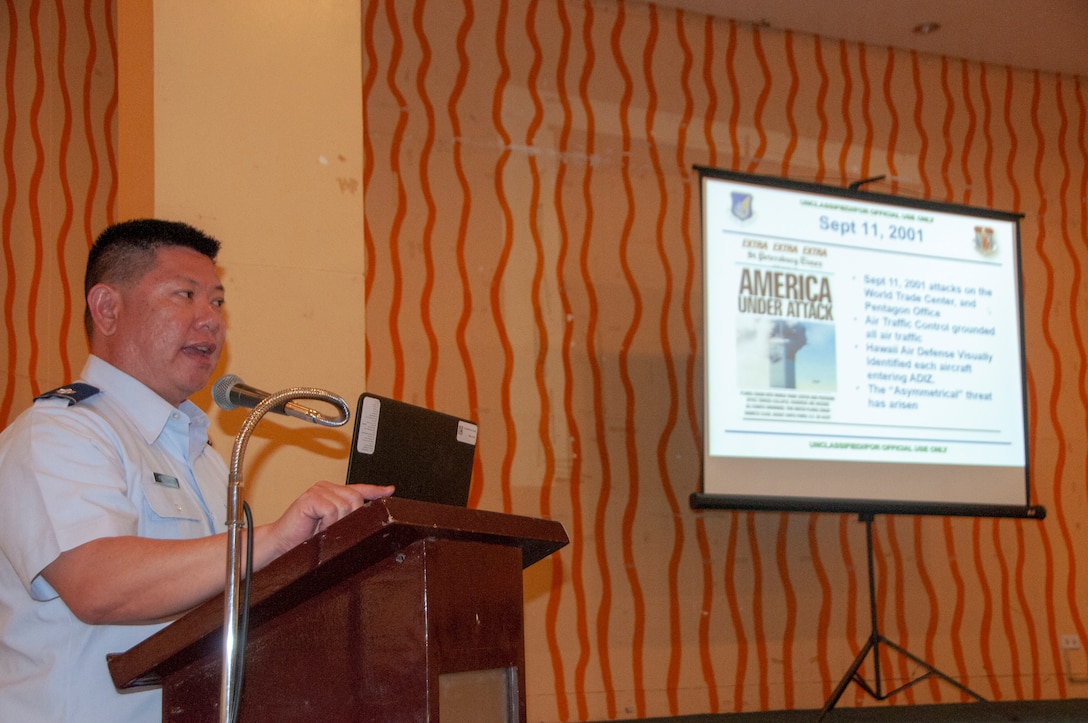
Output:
[{"xmin": 818, "ymin": 513, "xmax": 986, "ymax": 720}]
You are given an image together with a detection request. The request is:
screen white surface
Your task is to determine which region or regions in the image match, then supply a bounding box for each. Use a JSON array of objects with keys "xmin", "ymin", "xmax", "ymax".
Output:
[{"xmin": 698, "ymin": 169, "xmax": 1030, "ymax": 515}]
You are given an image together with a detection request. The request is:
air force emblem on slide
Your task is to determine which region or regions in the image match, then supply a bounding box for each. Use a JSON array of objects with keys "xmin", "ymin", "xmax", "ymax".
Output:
[
  {"xmin": 973, "ymin": 226, "xmax": 997, "ymax": 256},
  {"xmin": 731, "ymin": 192, "xmax": 754, "ymax": 222}
]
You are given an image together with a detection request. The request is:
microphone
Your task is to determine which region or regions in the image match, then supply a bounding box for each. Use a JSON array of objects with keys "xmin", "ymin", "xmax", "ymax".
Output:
[{"xmin": 212, "ymin": 374, "xmax": 328, "ymax": 424}]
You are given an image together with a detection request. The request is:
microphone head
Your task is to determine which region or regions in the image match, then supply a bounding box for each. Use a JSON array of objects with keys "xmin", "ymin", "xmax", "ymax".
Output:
[{"xmin": 212, "ymin": 373, "xmax": 243, "ymax": 410}]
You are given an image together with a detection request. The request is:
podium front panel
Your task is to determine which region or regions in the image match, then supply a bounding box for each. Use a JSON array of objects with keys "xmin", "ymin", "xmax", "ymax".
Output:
[
  {"xmin": 160, "ymin": 537, "xmax": 526, "ymax": 722},
  {"xmin": 108, "ymin": 499, "xmax": 567, "ymax": 722}
]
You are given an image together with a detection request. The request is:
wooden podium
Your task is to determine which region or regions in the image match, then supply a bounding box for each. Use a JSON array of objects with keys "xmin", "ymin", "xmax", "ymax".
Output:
[{"xmin": 107, "ymin": 497, "xmax": 568, "ymax": 722}]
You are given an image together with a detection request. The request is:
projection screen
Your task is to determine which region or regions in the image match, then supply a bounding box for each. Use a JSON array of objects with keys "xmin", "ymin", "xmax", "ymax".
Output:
[{"xmin": 691, "ymin": 167, "xmax": 1040, "ymax": 519}]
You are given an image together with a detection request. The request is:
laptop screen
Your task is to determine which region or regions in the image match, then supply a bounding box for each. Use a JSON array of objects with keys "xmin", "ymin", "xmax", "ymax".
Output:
[{"xmin": 345, "ymin": 393, "xmax": 477, "ymax": 507}]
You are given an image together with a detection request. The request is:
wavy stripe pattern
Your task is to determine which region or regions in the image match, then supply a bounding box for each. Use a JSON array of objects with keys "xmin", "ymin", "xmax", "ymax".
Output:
[
  {"xmin": 2, "ymin": 0, "xmax": 115, "ymax": 425},
  {"xmin": 7, "ymin": 2, "xmax": 1088, "ymax": 721},
  {"xmin": 359, "ymin": 2, "xmax": 1088, "ymax": 719}
]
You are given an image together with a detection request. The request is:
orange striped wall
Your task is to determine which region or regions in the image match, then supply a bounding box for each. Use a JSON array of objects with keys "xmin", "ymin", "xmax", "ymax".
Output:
[
  {"xmin": 360, "ymin": 0, "xmax": 1088, "ymax": 719},
  {"xmin": 1, "ymin": 1, "xmax": 116, "ymax": 422},
  {"xmin": 4, "ymin": 0, "xmax": 1088, "ymax": 720}
]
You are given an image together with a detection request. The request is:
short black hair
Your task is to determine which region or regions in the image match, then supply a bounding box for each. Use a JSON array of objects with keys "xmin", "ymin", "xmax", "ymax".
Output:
[{"xmin": 84, "ymin": 219, "xmax": 221, "ymax": 338}]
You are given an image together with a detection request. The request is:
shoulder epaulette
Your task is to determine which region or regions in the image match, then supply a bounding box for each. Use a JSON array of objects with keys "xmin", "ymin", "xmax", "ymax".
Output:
[{"xmin": 34, "ymin": 382, "xmax": 101, "ymax": 406}]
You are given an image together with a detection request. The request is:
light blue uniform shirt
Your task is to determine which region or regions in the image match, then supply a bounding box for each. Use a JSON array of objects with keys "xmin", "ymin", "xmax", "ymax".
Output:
[{"xmin": 0, "ymin": 355, "xmax": 228, "ymax": 722}]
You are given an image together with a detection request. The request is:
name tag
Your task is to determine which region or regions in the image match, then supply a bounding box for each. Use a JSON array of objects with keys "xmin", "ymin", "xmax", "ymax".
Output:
[{"xmin": 153, "ymin": 473, "xmax": 180, "ymax": 489}]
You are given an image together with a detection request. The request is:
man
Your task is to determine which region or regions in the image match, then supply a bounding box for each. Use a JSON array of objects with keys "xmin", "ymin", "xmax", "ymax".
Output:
[{"xmin": 0, "ymin": 219, "xmax": 392, "ymax": 721}]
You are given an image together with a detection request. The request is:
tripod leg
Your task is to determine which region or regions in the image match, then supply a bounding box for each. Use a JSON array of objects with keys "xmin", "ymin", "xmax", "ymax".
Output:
[
  {"xmin": 879, "ymin": 637, "xmax": 986, "ymax": 702},
  {"xmin": 818, "ymin": 634, "xmax": 876, "ymax": 721}
]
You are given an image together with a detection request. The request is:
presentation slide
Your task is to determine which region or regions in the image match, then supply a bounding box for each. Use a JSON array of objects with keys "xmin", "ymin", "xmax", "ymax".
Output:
[{"xmin": 697, "ymin": 169, "xmax": 1032, "ymax": 516}]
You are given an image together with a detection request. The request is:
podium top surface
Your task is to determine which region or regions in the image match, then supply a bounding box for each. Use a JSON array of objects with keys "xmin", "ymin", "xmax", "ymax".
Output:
[{"xmin": 108, "ymin": 497, "xmax": 568, "ymax": 690}]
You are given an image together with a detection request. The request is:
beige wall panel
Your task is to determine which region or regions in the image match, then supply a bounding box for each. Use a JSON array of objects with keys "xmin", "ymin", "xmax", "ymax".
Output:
[{"xmin": 150, "ymin": 0, "xmax": 366, "ymax": 521}]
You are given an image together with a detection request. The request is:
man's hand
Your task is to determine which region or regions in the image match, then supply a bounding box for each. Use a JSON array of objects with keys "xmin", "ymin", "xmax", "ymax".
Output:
[
  {"xmin": 261, "ymin": 480, "xmax": 394, "ymax": 560},
  {"xmin": 42, "ymin": 481, "xmax": 393, "ymax": 625}
]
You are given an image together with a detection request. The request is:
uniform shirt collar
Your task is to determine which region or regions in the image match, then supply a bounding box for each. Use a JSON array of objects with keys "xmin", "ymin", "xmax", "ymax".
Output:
[{"xmin": 81, "ymin": 355, "xmax": 212, "ymax": 450}]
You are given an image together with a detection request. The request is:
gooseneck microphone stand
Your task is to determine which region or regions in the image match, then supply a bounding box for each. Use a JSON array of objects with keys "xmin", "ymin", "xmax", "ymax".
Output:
[{"xmin": 219, "ymin": 387, "xmax": 351, "ymax": 723}]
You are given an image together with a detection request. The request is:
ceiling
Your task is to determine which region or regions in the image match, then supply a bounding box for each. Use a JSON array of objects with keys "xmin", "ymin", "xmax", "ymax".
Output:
[{"xmin": 643, "ymin": 0, "xmax": 1088, "ymax": 79}]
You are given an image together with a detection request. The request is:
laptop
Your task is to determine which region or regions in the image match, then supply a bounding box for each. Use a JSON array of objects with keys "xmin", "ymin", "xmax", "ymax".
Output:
[{"xmin": 345, "ymin": 393, "xmax": 478, "ymax": 507}]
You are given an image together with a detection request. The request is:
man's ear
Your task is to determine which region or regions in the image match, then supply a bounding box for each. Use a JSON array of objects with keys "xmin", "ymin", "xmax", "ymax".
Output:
[{"xmin": 86, "ymin": 284, "xmax": 120, "ymax": 337}]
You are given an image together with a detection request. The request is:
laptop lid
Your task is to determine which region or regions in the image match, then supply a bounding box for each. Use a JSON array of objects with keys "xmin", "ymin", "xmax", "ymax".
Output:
[{"xmin": 345, "ymin": 393, "xmax": 478, "ymax": 507}]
